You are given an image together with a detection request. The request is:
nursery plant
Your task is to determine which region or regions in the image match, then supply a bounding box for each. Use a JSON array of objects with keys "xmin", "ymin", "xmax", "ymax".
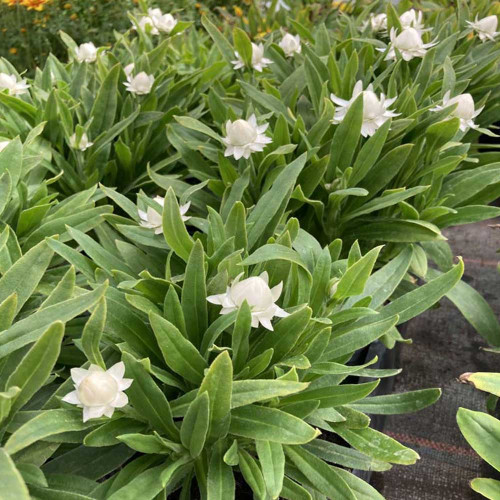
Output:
[
  {"xmin": 0, "ymin": 181, "xmax": 458, "ymax": 498},
  {"xmin": 457, "ymin": 358, "xmax": 500, "ymax": 500},
  {"xmin": 0, "ymin": 0, "xmax": 499, "ymax": 498}
]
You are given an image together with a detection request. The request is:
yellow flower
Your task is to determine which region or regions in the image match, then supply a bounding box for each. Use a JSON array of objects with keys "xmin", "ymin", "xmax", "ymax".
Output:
[
  {"xmin": 9, "ymin": 47, "xmax": 18, "ymax": 54},
  {"xmin": 21, "ymin": 0, "xmax": 49, "ymax": 11},
  {"xmin": 242, "ymin": 16, "xmax": 249, "ymax": 25},
  {"xmin": 63, "ymin": 2, "xmax": 71, "ymax": 8},
  {"xmin": 20, "ymin": 27, "xmax": 27, "ymax": 33},
  {"xmin": 70, "ymin": 12, "xmax": 77, "ymax": 20},
  {"xmin": 2, "ymin": 0, "xmax": 19, "ymax": 6},
  {"xmin": 234, "ymin": 5, "xmax": 243, "ymax": 17}
]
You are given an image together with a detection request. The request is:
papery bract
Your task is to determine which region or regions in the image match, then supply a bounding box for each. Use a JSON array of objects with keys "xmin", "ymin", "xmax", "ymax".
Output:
[
  {"xmin": 222, "ymin": 114, "xmax": 272, "ymax": 160},
  {"xmin": 383, "ymin": 27, "xmax": 437, "ymax": 61},
  {"xmin": 207, "ymin": 272, "xmax": 289, "ymax": 331},
  {"xmin": 69, "ymin": 132, "xmax": 93, "ymax": 151},
  {"xmin": 75, "ymin": 42, "xmax": 97, "ymax": 63},
  {"xmin": 62, "ymin": 362, "xmax": 133, "ymax": 422},
  {"xmin": 124, "ymin": 72, "xmax": 155, "ymax": 95},
  {"xmin": 279, "ymin": 33, "xmax": 301, "ymax": 57},
  {"xmin": 232, "ymin": 43, "xmax": 272, "ymax": 72},
  {"xmin": 0, "ymin": 73, "xmax": 30, "ymax": 95},
  {"xmin": 466, "ymin": 15, "xmax": 499, "ymax": 42},
  {"xmin": 331, "ymin": 80, "xmax": 399, "ymax": 137},
  {"xmin": 431, "ymin": 91, "xmax": 483, "ymax": 132},
  {"xmin": 138, "ymin": 195, "xmax": 190, "ymax": 235}
]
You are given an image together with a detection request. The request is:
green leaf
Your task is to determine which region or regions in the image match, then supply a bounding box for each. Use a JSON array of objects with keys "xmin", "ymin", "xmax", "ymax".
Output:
[
  {"xmin": 232, "ymin": 301, "xmax": 251, "ymax": 372},
  {"xmin": 202, "ymin": 15, "xmax": 235, "ymax": 63},
  {"xmin": 457, "ymin": 408, "xmax": 500, "ymax": 472},
  {"xmin": 149, "ymin": 313, "xmax": 207, "ymax": 385},
  {"xmin": 0, "ymin": 283, "xmax": 107, "ymax": 358},
  {"xmin": 0, "ymin": 240, "xmax": 53, "ymax": 314},
  {"xmin": 207, "ymin": 440, "xmax": 235, "ymax": 500},
  {"xmin": 0, "ymin": 293, "xmax": 18, "ymax": 331},
  {"xmin": 334, "ymin": 246, "xmax": 382, "ymax": 300},
  {"xmin": 39, "ymin": 265, "xmax": 75, "ymax": 310},
  {"xmin": 284, "ymin": 445, "xmax": 356, "ymax": 500},
  {"xmin": 327, "ymin": 94, "xmax": 363, "ymax": 181},
  {"xmin": 199, "ymin": 351, "xmax": 233, "ymax": 441},
  {"xmin": 233, "ymin": 27, "xmax": 252, "ymax": 66},
  {"xmin": 90, "ymin": 64, "xmax": 120, "ymax": 137},
  {"xmin": 180, "ymin": 392, "xmax": 210, "ymax": 457},
  {"xmin": 256, "ymin": 440, "xmax": 285, "ymax": 499},
  {"xmin": 247, "ymin": 153, "xmax": 307, "ymax": 248},
  {"xmin": 0, "ymin": 448, "xmax": 30, "ymax": 500},
  {"xmin": 376, "ymin": 259, "xmax": 464, "ymax": 324},
  {"xmin": 230, "ymin": 405, "xmax": 319, "ymax": 444},
  {"xmin": 427, "ymin": 268, "xmax": 500, "ymax": 346},
  {"xmin": 471, "ymin": 478, "xmax": 500, "ymax": 500},
  {"xmin": 231, "ymin": 380, "xmax": 308, "ymax": 408},
  {"xmin": 182, "ymin": 240, "xmax": 208, "ymax": 346},
  {"xmin": 241, "ymin": 244, "xmax": 310, "ymax": 274},
  {"xmin": 81, "ymin": 297, "xmax": 106, "ymax": 368},
  {"xmin": 175, "ymin": 115, "xmax": 222, "ymax": 142},
  {"xmin": 6, "ymin": 322, "xmax": 64, "ymax": 418},
  {"xmin": 461, "ymin": 373, "xmax": 500, "ymax": 397},
  {"xmin": 5, "ymin": 409, "xmax": 90, "ymax": 455},
  {"xmin": 349, "ymin": 388, "xmax": 441, "ymax": 414},
  {"xmin": 238, "ymin": 449, "xmax": 266, "ymax": 499},
  {"xmin": 162, "ymin": 187, "xmax": 194, "ymax": 261},
  {"xmin": 122, "ymin": 352, "xmax": 179, "ymax": 440},
  {"xmin": 334, "ymin": 426, "xmax": 420, "ymax": 465}
]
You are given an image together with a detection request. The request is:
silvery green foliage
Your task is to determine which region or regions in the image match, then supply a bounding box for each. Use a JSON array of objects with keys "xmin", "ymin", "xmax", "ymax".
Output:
[
  {"xmin": 0, "ymin": 0, "xmax": 499, "ymax": 497},
  {"xmin": 0, "ymin": 188, "xmax": 450, "ymax": 499}
]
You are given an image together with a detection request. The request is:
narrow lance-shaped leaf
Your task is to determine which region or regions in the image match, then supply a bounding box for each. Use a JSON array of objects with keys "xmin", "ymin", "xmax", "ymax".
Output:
[
  {"xmin": 162, "ymin": 187, "xmax": 194, "ymax": 262},
  {"xmin": 180, "ymin": 392, "xmax": 210, "ymax": 458},
  {"xmin": 0, "ymin": 448, "xmax": 30, "ymax": 500},
  {"xmin": 81, "ymin": 297, "xmax": 106, "ymax": 368}
]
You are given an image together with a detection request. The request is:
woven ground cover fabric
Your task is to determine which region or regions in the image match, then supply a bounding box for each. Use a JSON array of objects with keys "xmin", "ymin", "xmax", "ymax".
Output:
[{"xmin": 372, "ymin": 219, "xmax": 500, "ymax": 499}]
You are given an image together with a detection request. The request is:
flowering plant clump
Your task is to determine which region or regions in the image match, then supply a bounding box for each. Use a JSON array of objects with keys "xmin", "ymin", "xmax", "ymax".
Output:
[{"xmin": 0, "ymin": 0, "xmax": 499, "ymax": 498}]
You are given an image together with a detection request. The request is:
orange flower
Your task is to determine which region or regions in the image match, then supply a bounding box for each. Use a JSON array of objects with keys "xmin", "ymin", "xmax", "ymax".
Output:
[
  {"xmin": 70, "ymin": 12, "xmax": 77, "ymax": 20},
  {"xmin": 2, "ymin": 0, "xmax": 19, "ymax": 6},
  {"xmin": 21, "ymin": 0, "xmax": 49, "ymax": 11},
  {"xmin": 234, "ymin": 5, "xmax": 243, "ymax": 17},
  {"xmin": 9, "ymin": 47, "xmax": 18, "ymax": 54},
  {"xmin": 63, "ymin": 2, "xmax": 71, "ymax": 8}
]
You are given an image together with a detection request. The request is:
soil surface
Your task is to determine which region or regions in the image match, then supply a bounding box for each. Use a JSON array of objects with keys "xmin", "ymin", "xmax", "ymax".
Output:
[{"xmin": 372, "ymin": 219, "xmax": 500, "ymax": 499}]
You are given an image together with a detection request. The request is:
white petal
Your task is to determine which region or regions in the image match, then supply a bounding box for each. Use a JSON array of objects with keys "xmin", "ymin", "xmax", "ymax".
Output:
[
  {"xmin": 83, "ymin": 405, "xmax": 106, "ymax": 422},
  {"xmin": 207, "ymin": 293, "xmax": 228, "ymax": 305},
  {"xmin": 270, "ymin": 281, "xmax": 283, "ymax": 301},
  {"xmin": 113, "ymin": 392, "xmax": 129, "ymax": 408},
  {"xmin": 330, "ymin": 93, "xmax": 349, "ymax": 106},
  {"xmin": 62, "ymin": 390, "xmax": 81, "ymax": 405},
  {"xmin": 107, "ymin": 361, "xmax": 125, "ymax": 381},
  {"xmin": 259, "ymin": 271, "xmax": 269, "ymax": 284},
  {"xmin": 71, "ymin": 367, "xmax": 89, "ymax": 385},
  {"xmin": 274, "ymin": 305, "xmax": 290, "ymax": 318},
  {"xmin": 119, "ymin": 378, "xmax": 133, "ymax": 390},
  {"xmin": 103, "ymin": 406, "xmax": 115, "ymax": 418},
  {"xmin": 259, "ymin": 317, "xmax": 274, "ymax": 331}
]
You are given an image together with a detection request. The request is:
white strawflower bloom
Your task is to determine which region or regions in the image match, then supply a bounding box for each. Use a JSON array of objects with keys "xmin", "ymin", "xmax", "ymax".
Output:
[
  {"xmin": 0, "ymin": 73, "xmax": 30, "ymax": 96},
  {"xmin": 69, "ymin": 132, "xmax": 93, "ymax": 151},
  {"xmin": 466, "ymin": 15, "xmax": 499, "ymax": 42},
  {"xmin": 383, "ymin": 27, "xmax": 437, "ymax": 61},
  {"xmin": 222, "ymin": 114, "xmax": 272, "ymax": 160},
  {"xmin": 265, "ymin": 0, "xmax": 290, "ymax": 12},
  {"xmin": 362, "ymin": 13, "xmax": 387, "ymax": 32},
  {"xmin": 133, "ymin": 16, "xmax": 159, "ymax": 35},
  {"xmin": 399, "ymin": 9, "xmax": 429, "ymax": 33},
  {"xmin": 279, "ymin": 33, "xmax": 301, "ymax": 57},
  {"xmin": 124, "ymin": 63, "xmax": 135, "ymax": 77},
  {"xmin": 330, "ymin": 80, "xmax": 399, "ymax": 137},
  {"xmin": 62, "ymin": 362, "xmax": 133, "ymax": 422},
  {"xmin": 124, "ymin": 72, "xmax": 155, "ymax": 95},
  {"xmin": 138, "ymin": 195, "xmax": 190, "ymax": 235},
  {"xmin": 0, "ymin": 140, "xmax": 10, "ymax": 152},
  {"xmin": 207, "ymin": 272, "xmax": 289, "ymax": 331},
  {"xmin": 232, "ymin": 43, "xmax": 272, "ymax": 72},
  {"xmin": 151, "ymin": 11, "xmax": 177, "ymax": 34},
  {"xmin": 75, "ymin": 42, "xmax": 97, "ymax": 63},
  {"xmin": 431, "ymin": 91, "xmax": 483, "ymax": 132}
]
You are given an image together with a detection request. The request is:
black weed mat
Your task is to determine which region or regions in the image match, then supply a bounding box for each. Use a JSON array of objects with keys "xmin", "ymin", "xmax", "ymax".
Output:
[{"xmin": 372, "ymin": 219, "xmax": 500, "ymax": 499}]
